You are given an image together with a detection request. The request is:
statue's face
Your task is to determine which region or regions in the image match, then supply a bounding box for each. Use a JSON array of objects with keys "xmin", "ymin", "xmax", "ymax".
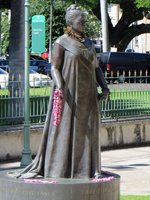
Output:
[{"xmin": 72, "ymin": 15, "xmax": 85, "ymax": 34}]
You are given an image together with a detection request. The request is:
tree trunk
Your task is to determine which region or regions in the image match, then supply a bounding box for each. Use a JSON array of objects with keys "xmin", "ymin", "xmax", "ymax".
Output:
[
  {"xmin": 0, "ymin": 0, "xmax": 10, "ymax": 9},
  {"xmin": 117, "ymin": 23, "xmax": 150, "ymax": 51},
  {"xmin": 93, "ymin": 0, "xmax": 150, "ymax": 52},
  {"xmin": 8, "ymin": 0, "xmax": 25, "ymax": 124}
]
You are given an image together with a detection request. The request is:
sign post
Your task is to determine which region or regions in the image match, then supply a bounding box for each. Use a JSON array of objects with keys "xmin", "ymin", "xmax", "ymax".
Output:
[
  {"xmin": 21, "ymin": 0, "xmax": 32, "ymax": 167},
  {"xmin": 100, "ymin": 0, "xmax": 109, "ymax": 52},
  {"xmin": 31, "ymin": 15, "xmax": 45, "ymax": 53}
]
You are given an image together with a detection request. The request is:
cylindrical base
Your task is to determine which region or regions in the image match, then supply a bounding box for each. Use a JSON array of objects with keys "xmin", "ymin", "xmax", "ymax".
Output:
[{"xmin": 0, "ymin": 171, "xmax": 120, "ymax": 200}]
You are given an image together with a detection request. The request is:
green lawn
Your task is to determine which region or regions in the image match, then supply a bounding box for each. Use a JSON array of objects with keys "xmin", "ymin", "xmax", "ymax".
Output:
[
  {"xmin": 121, "ymin": 196, "xmax": 150, "ymax": 200},
  {"xmin": 0, "ymin": 86, "xmax": 52, "ymax": 97},
  {"xmin": 29, "ymin": 86, "xmax": 52, "ymax": 96}
]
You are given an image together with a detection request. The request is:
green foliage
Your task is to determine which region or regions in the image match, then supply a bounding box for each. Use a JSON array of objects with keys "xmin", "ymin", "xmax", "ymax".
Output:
[
  {"xmin": 135, "ymin": 0, "xmax": 150, "ymax": 8},
  {"xmin": 108, "ymin": 0, "xmax": 150, "ymax": 8},
  {"xmin": 30, "ymin": 0, "xmax": 50, "ymax": 47},
  {"xmin": 29, "ymin": 0, "xmax": 101, "ymax": 46},
  {"xmin": 30, "ymin": 0, "xmax": 66, "ymax": 46},
  {"xmin": 1, "ymin": 10, "xmax": 10, "ymax": 54},
  {"xmin": 85, "ymin": 11, "xmax": 101, "ymax": 39},
  {"xmin": 29, "ymin": 0, "xmax": 149, "ymax": 51},
  {"xmin": 51, "ymin": 1, "xmax": 68, "ymax": 42},
  {"xmin": 1, "ymin": 0, "xmax": 149, "ymax": 56}
]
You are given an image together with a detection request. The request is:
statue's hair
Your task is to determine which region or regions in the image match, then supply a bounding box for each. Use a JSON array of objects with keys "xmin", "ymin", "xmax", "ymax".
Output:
[{"xmin": 65, "ymin": 4, "xmax": 84, "ymax": 26}]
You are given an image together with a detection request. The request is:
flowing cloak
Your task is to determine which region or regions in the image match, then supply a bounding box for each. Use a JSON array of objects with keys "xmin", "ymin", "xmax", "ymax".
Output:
[{"xmin": 20, "ymin": 34, "xmax": 101, "ymax": 179}]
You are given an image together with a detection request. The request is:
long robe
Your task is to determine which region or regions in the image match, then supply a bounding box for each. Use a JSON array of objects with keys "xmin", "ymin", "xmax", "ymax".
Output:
[{"xmin": 20, "ymin": 34, "xmax": 100, "ymax": 179}]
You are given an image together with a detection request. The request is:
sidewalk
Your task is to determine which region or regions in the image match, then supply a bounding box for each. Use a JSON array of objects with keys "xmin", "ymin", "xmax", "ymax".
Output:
[
  {"xmin": 0, "ymin": 147, "xmax": 150, "ymax": 195},
  {"xmin": 101, "ymin": 146, "xmax": 150, "ymax": 195}
]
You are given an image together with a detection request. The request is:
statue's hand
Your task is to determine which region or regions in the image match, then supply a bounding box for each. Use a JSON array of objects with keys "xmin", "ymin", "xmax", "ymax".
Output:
[{"xmin": 98, "ymin": 89, "xmax": 110, "ymax": 100}]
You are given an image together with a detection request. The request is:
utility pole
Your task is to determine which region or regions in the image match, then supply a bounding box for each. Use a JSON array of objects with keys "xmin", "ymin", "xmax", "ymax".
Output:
[
  {"xmin": 21, "ymin": 0, "xmax": 32, "ymax": 167},
  {"xmin": 100, "ymin": 0, "xmax": 109, "ymax": 52},
  {"xmin": 48, "ymin": 0, "xmax": 53, "ymax": 63}
]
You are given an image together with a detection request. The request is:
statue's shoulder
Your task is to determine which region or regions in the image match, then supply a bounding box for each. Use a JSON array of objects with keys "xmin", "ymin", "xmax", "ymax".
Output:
[{"xmin": 55, "ymin": 34, "xmax": 69, "ymax": 46}]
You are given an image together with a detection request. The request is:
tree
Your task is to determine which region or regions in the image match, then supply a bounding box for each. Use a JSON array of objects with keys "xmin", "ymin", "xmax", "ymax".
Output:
[
  {"xmin": 83, "ymin": 0, "xmax": 150, "ymax": 51},
  {"xmin": 29, "ymin": 0, "xmax": 150, "ymax": 51},
  {"xmin": 0, "ymin": 0, "xmax": 150, "ymax": 52},
  {"xmin": 8, "ymin": 0, "xmax": 25, "ymax": 123},
  {"xmin": 29, "ymin": 0, "xmax": 101, "ymax": 46},
  {"xmin": 135, "ymin": 0, "xmax": 150, "ymax": 8},
  {"xmin": 0, "ymin": 0, "xmax": 10, "ymax": 9},
  {"xmin": 0, "ymin": 10, "xmax": 10, "ymax": 55},
  {"xmin": 53, "ymin": 0, "xmax": 150, "ymax": 51},
  {"xmin": 99, "ymin": 0, "xmax": 150, "ymax": 51}
]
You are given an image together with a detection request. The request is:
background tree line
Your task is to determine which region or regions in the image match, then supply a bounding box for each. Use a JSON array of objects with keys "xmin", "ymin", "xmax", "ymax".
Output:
[{"xmin": 1, "ymin": 0, "xmax": 150, "ymax": 55}]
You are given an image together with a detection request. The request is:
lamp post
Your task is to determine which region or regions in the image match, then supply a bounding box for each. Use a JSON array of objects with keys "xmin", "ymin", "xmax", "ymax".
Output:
[
  {"xmin": 21, "ymin": 0, "xmax": 32, "ymax": 167},
  {"xmin": 100, "ymin": 0, "xmax": 109, "ymax": 52},
  {"xmin": 48, "ymin": 0, "xmax": 53, "ymax": 63}
]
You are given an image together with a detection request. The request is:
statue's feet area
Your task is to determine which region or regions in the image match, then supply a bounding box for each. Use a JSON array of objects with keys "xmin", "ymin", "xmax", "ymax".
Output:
[{"xmin": 0, "ymin": 170, "xmax": 120, "ymax": 200}]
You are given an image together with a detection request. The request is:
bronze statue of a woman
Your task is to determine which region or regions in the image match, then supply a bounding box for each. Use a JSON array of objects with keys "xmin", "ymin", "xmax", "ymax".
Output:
[{"xmin": 18, "ymin": 4, "xmax": 110, "ymax": 179}]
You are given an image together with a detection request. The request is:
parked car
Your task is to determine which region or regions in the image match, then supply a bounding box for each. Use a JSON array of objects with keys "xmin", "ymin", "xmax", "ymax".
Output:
[
  {"xmin": 0, "ymin": 59, "xmax": 9, "ymax": 66},
  {"xmin": 0, "ymin": 68, "xmax": 51, "ymax": 88},
  {"xmin": 0, "ymin": 68, "xmax": 9, "ymax": 89},
  {"xmin": 30, "ymin": 55, "xmax": 51, "ymax": 77},
  {"xmin": 29, "ymin": 70, "xmax": 51, "ymax": 87},
  {"xmin": 99, "ymin": 52, "xmax": 150, "ymax": 83},
  {"xmin": 0, "ymin": 55, "xmax": 51, "ymax": 77}
]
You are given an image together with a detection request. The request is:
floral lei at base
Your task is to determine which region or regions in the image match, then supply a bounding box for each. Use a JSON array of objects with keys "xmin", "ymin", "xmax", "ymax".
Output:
[
  {"xmin": 23, "ymin": 176, "xmax": 114, "ymax": 184},
  {"xmin": 92, "ymin": 176, "xmax": 115, "ymax": 183},
  {"xmin": 23, "ymin": 179, "xmax": 58, "ymax": 184}
]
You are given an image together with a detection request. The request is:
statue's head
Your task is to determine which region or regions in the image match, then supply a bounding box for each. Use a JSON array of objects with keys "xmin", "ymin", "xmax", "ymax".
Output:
[{"xmin": 65, "ymin": 4, "xmax": 85, "ymax": 34}]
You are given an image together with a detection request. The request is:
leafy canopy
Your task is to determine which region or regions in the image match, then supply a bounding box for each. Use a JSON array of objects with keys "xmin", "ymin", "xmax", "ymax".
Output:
[
  {"xmin": 30, "ymin": 0, "xmax": 101, "ymax": 44},
  {"xmin": 135, "ymin": 0, "xmax": 150, "ymax": 8},
  {"xmin": 108, "ymin": 0, "xmax": 150, "ymax": 8}
]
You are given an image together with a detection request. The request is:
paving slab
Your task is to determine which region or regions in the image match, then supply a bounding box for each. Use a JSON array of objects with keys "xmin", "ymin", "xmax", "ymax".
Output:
[{"xmin": 101, "ymin": 147, "xmax": 150, "ymax": 195}]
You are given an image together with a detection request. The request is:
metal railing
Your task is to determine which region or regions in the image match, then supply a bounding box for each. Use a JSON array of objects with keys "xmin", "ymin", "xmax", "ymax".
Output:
[
  {"xmin": 100, "ymin": 83, "xmax": 150, "ymax": 122},
  {"xmin": 0, "ymin": 71, "xmax": 150, "ymax": 126},
  {"xmin": 0, "ymin": 81, "xmax": 51, "ymax": 126},
  {"xmin": 104, "ymin": 69, "xmax": 150, "ymax": 84}
]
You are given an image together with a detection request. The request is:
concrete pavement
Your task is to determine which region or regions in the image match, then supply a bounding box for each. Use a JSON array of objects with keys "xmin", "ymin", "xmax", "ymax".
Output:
[
  {"xmin": 101, "ymin": 146, "xmax": 150, "ymax": 195},
  {"xmin": 0, "ymin": 146, "xmax": 150, "ymax": 195}
]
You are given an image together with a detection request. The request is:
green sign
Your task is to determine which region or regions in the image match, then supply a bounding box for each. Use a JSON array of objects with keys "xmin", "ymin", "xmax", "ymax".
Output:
[{"xmin": 31, "ymin": 15, "xmax": 45, "ymax": 54}]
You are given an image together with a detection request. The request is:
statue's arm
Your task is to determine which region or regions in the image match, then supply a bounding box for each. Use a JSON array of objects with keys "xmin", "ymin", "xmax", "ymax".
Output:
[
  {"xmin": 96, "ymin": 67, "xmax": 110, "ymax": 100},
  {"xmin": 91, "ymin": 43, "xmax": 109, "ymax": 92},
  {"xmin": 51, "ymin": 43, "xmax": 65, "ymax": 89},
  {"xmin": 95, "ymin": 67, "xmax": 109, "ymax": 91}
]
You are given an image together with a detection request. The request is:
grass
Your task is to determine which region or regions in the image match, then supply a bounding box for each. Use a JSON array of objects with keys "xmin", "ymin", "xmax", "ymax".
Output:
[
  {"xmin": 0, "ymin": 86, "xmax": 52, "ymax": 97},
  {"xmin": 29, "ymin": 86, "xmax": 52, "ymax": 96},
  {"xmin": 121, "ymin": 195, "xmax": 150, "ymax": 200}
]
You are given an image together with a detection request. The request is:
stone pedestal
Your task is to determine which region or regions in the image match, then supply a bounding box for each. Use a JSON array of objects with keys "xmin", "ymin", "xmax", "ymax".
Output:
[{"xmin": 0, "ymin": 171, "xmax": 120, "ymax": 200}]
